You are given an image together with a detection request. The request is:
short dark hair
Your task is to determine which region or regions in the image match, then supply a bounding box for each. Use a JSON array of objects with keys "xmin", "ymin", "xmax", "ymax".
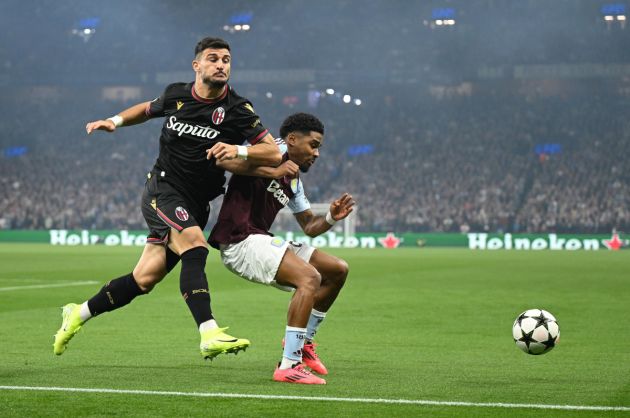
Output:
[
  {"xmin": 279, "ymin": 113, "xmax": 324, "ymax": 139},
  {"xmin": 195, "ymin": 37, "xmax": 231, "ymax": 57}
]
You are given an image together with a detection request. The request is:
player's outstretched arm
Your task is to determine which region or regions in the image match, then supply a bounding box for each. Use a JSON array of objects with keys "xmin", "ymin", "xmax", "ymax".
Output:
[
  {"xmin": 294, "ymin": 193, "xmax": 355, "ymax": 238},
  {"xmin": 206, "ymin": 134, "xmax": 281, "ymax": 165},
  {"xmin": 85, "ymin": 101, "xmax": 152, "ymax": 134},
  {"xmin": 247, "ymin": 134, "xmax": 283, "ymax": 165},
  {"xmin": 214, "ymin": 159, "xmax": 299, "ymax": 179}
]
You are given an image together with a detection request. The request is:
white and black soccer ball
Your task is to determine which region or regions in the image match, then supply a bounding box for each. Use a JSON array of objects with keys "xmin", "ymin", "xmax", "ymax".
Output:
[{"xmin": 512, "ymin": 309, "xmax": 560, "ymax": 355}]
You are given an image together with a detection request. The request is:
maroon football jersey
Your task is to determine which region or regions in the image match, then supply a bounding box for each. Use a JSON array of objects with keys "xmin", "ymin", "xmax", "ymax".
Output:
[{"xmin": 208, "ymin": 156, "xmax": 308, "ymax": 249}]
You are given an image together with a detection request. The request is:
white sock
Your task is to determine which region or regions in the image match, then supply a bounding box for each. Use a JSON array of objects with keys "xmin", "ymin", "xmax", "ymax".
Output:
[
  {"xmin": 79, "ymin": 302, "xmax": 92, "ymax": 322},
  {"xmin": 279, "ymin": 326, "xmax": 307, "ymax": 369},
  {"xmin": 306, "ymin": 309, "xmax": 327, "ymax": 342},
  {"xmin": 199, "ymin": 319, "xmax": 219, "ymax": 333},
  {"xmin": 280, "ymin": 356, "xmax": 300, "ymax": 369}
]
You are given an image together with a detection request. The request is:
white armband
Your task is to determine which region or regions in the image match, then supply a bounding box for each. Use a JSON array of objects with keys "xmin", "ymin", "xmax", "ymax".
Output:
[
  {"xmin": 325, "ymin": 211, "xmax": 337, "ymax": 226},
  {"xmin": 107, "ymin": 115, "xmax": 124, "ymax": 128},
  {"xmin": 236, "ymin": 145, "xmax": 248, "ymax": 160}
]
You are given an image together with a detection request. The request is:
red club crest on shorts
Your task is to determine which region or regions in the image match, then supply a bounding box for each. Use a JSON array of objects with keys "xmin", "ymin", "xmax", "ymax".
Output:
[
  {"xmin": 212, "ymin": 107, "xmax": 225, "ymax": 125},
  {"xmin": 175, "ymin": 206, "xmax": 189, "ymax": 222}
]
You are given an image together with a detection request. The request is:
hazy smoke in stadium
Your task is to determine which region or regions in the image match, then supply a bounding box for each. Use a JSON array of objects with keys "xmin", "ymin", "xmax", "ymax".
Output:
[{"xmin": 1, "ymin": 0, "xmax": 629, "ymax": 233}]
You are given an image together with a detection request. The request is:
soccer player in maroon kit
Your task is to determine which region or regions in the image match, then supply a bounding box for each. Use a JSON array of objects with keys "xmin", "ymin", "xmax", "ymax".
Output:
[
  {"xmin": 209, "ymin": 113, "xmax": 355, "ymax": 384},
  {"xmin": 53, "ymin": 37, "xmax": 281, "ymax": 360}
]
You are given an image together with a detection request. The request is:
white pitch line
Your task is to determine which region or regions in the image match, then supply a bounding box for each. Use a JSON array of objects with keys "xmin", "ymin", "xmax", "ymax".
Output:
[
  {"xmin": 0, "ymin": 281, "xmax": 98, "ymax": 292},
  {"xmin": 0, "ymin": 386, "xmax": 628, "ymax": 412}
]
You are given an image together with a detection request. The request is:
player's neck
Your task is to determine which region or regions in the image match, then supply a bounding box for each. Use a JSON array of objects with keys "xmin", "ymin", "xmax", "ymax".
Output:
[{"xmin": 194, "ymin": 82, "xmax": 226, "ymax": 100}]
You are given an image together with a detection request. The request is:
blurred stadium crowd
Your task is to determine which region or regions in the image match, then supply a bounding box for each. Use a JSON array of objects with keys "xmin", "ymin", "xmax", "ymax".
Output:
[
  {"xmin": 1, "ymin": 0, "xmax": 629, "ymax": 234},
  {"xmin": 1, "ymin": 85, "xmax": 628, "ymax": 234}
]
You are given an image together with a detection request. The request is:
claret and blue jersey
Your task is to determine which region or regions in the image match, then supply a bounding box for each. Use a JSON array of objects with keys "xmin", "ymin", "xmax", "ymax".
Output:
[{"xmin": 208, "ymin": 139, "xmax": 310, "ymax": 249}]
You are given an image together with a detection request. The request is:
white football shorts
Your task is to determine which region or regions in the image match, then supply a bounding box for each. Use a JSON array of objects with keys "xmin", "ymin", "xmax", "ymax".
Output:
[{"xmin": 220, "ymin": 234, "xmax": 316, "ymax": 292}]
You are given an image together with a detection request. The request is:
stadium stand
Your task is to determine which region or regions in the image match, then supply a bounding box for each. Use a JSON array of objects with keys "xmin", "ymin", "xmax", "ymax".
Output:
[
  {"xmin": 1, "ymin": 87, "xmax": 628, "ymax": 233},
  {"xmin": 1, "ymin": 0, "xmax": 628, "ymax": 233}
]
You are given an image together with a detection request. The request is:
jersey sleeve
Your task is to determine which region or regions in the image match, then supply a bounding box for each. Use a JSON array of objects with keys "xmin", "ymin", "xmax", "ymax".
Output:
[
  {"xmin": 287, "ymin": 179, "xmax": 311, "ymax": 214},
  {"xmin": 274, "ymin": 138, "xmax": 288, "ymax": 154},
  {"xmin": 233, "ymin": 101, "xmax": 269, "ymax": 144},
  {"xmin": 145, "ymin": 84, "xmax": 173, "ymax": 118}
]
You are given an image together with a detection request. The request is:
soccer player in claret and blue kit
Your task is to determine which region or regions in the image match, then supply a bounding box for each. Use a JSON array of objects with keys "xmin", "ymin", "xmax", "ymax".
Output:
[
  {"xmin": 208, "ymin": 113, "xmax": 355, "ymax": 384},
  {"xmin": 53, "ymin": 37, "xmax": 282, "ymax": 360}
]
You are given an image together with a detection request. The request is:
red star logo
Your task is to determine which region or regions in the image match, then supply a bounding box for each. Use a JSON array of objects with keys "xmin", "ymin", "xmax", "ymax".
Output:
[
  {"xmin": 602, "ymin": 232, "xmax": 625, "ymax": 251},
  {"xmin": 378, "ymin": 232, "xmax": 402, "ymax": 249}
]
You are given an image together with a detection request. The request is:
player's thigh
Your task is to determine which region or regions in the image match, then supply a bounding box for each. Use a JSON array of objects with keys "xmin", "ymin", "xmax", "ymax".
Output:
[
  {"xmin": 308, "ymin": 249, "xmax": 349, "ymax": 282},
  {"xmin": 221, "ymin": 235, "xmax": 286, "ymax": 286},
  {"xmin": 132, "ymin": 244, "xmax": 168, "ymax": 289},
  {"xmin": 220, "ymin": 235, "xmax": 313, "ymax": 291},
  {"xmin": 276, "ymin": 249, "xmax": 321, "ymax": 290},
  {"xmin": 142, "ymin": 177, "xmax": 208, "ymax": 255},
  {"xmin": 168, "ymin": 226, "xmax": 207, "ymax": 255}
]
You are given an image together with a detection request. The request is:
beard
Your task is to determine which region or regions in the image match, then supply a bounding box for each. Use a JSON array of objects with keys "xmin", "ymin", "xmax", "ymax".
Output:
[
  {"xmin": 299, "ymin": 163, "xmax": 310, "ymax": 173},
  {"xmin": 202, "ymin": 75, "xmax": 228, "ymax": 89}
]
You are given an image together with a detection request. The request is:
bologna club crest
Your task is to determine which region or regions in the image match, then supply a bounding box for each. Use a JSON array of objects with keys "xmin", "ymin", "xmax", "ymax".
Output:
[
  {"xmin": 212, "ymin": 107, "xmax": 225, "ymax": 125},
  {"xmin": 175, "ymin": 206, "xmax": 189, "ymax": 222}
]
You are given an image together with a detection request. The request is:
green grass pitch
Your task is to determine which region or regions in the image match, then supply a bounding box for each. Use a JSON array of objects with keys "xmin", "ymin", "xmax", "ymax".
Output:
[{"xmin": 0, "ymin": 244, "xmax": 629, "ymax": 417}]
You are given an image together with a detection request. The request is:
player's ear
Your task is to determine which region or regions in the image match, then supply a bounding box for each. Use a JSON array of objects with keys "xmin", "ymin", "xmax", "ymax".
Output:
[
  {"xmin": 192, "ymin": 59, "xmax": 200, "ymax": 73},
  {"xmin": 286, "ymin": 133, "xmax": 297, "ymax": 146}
]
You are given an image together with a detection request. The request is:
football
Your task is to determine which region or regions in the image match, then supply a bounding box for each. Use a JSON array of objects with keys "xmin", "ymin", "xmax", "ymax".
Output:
[{"xmin": 512, "ymin": 309, "xmax": 560, "ymax": 355}]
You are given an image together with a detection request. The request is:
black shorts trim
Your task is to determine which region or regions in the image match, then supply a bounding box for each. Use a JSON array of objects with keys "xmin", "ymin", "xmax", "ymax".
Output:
[
  {"xmin": 141, "ymin": 174, "xmax": 209, "ymax": 243},
  {"xmin": 147, "ymin": 236, "xmax": 168, "ymax": 245},
  {"xmin": 156, "ymin": 207, "xmax": 184, "ymax": 232}
]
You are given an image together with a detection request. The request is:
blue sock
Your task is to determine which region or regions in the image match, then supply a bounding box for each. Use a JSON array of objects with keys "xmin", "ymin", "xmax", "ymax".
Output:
[
  {"xmin": 280, "ymin": 326, "xmax": 307, "ymax": 369},
  {"xmin": 306, "ymin": 309, "xmax": 327, "ymax": 342}
]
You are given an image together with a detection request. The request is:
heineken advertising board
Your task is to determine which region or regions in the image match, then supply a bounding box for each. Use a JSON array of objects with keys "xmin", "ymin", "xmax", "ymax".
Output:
[{"xmin": 0, "ymin": 230, "xmax": 626, "ymax": 251}]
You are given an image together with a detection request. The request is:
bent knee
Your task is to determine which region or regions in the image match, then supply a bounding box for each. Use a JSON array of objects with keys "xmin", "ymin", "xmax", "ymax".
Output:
[
  {"xmin": 172, "ymin": 241, "xmax": 207, "ymax": 255},
  {"xmin": 299, "ymin": 267, "xmax": 321, "ymax": 293},
  {"xmin": 132, "ymin": 271, "xmax": 163, "ymax": 293},
  {"xmin": 336, "ymin": 258, "xmax": 349, "ymax": 279},
  {"xmin": 331, "ymin": 258, "xmax": 349, "ymax": 287},
  {"xmin": 185, "ymin": 240, "xmax": 208, "ymax": 251}
]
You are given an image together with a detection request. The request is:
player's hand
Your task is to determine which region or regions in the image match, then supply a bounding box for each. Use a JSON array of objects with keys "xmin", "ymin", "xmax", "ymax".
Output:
[
  {"xmin": 273, "ymin": 160, "xmax": 299, "ymax": 179},
  {"xmin": 329, "ymin": 193, "xmax": 355, "ymax": 221},
  {"xmin": 207, "ymin": 142, "xmax": 238, "ymax": 161},
  {"xmin": 86, "ymin": 120, "xmax": 116, "ymax": 134},
  {"xmin": 205, "ymin": 142, "xmax": 237, "ymax": 161}
]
